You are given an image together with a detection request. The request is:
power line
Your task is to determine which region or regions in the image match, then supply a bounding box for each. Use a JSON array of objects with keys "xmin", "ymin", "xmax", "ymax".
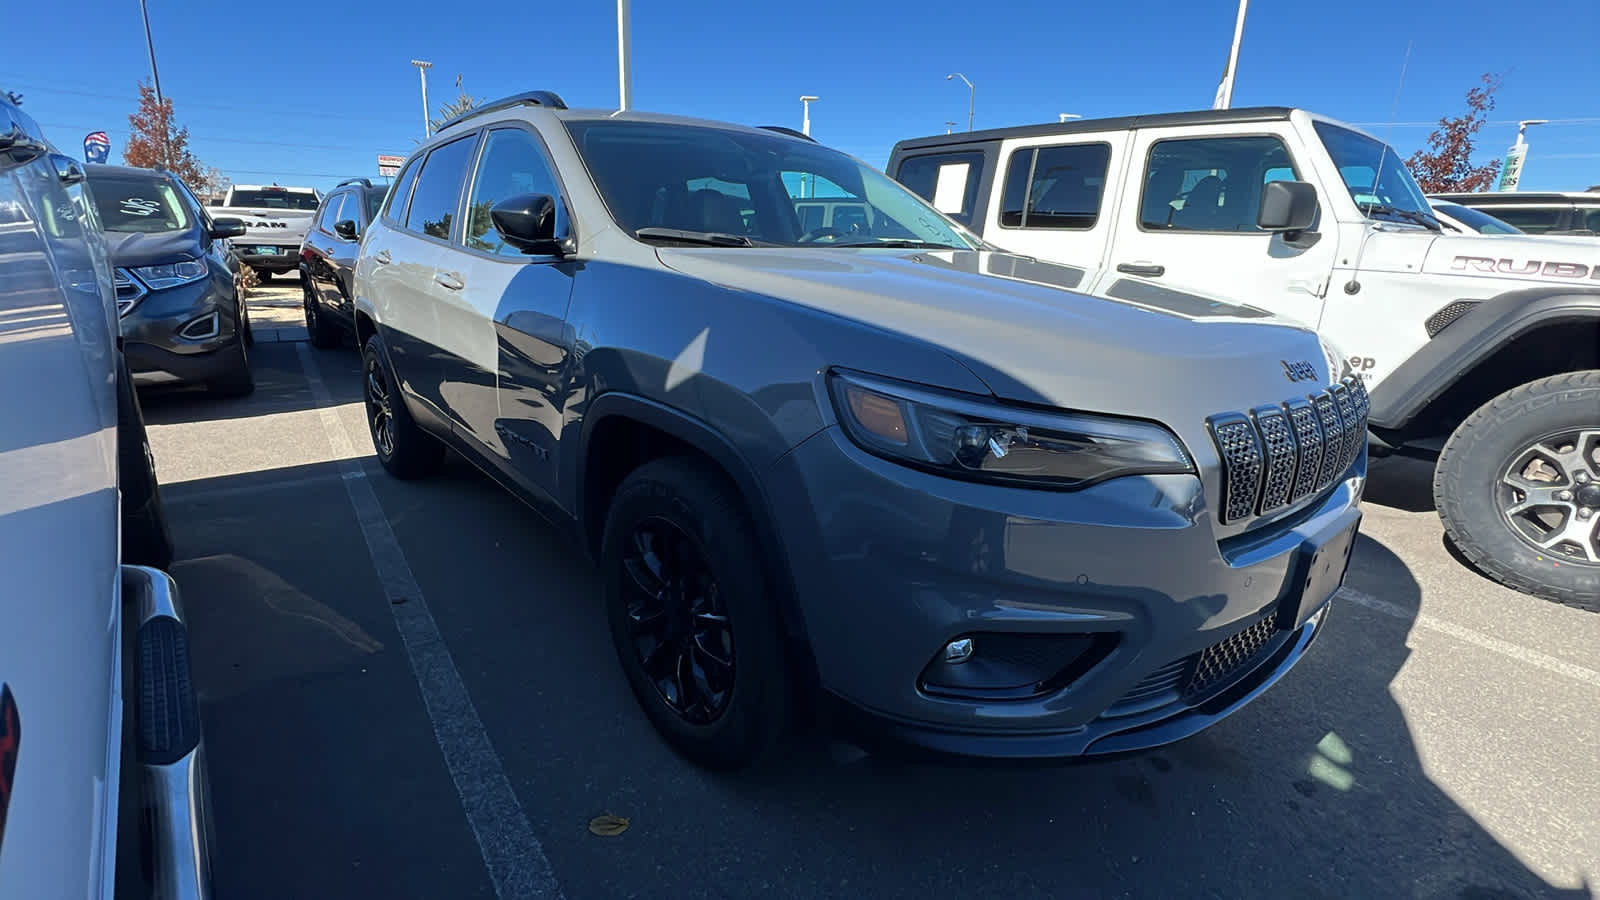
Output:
[
  {"xmin": 2, "ymin": 78, "xmax": 407, "ymax": 125},
  {"xmin": 37, "ymin": 121, "xmax": 387, "ymax": 153},
  {"xmin": 1351, "ymin": 117, "xmax": 1600, "ymax": 128}
]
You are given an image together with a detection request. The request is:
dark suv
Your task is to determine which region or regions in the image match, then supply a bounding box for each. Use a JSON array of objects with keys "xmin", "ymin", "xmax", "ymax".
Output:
[
  {"xmin": 299, "ymin": 177, "xmax": 387, "ymax": 347},
  {"xmin": 85, "ymin": 164, "xmax": 255, "ymax": 395}
]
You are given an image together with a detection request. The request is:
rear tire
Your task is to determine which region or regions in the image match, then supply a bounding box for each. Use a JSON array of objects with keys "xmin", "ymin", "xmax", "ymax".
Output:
[
  {"xmin": 1434, "ymin": 370, "xmax": 1600, "ymax": 610},
  {"xmin": 256, "ymin": 270, "xmax": 272, "ymax": 283},
  {"xmin": 602, "ymin": 457, "xmax": 787, "ymax": 769},
  {"xmin": 362, "ymin": 334, "xmax": 443, "ymax": 479},
  {"xmin": 117, "ymin": 356, "xmax": 175, "ymax": 569}
]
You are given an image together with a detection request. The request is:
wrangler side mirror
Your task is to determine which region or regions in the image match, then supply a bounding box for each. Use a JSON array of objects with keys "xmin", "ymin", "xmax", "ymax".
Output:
[{"xmin": 1258, "ymin": 181, "xmax": 1319, "ymax": 233}]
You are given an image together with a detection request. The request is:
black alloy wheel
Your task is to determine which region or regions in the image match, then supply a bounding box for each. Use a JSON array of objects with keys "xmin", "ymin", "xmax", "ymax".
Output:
[
  {"xmin": 365, "ymin": 350, "xmax": 396, "ymax": 460},
  {"xmin": 621, "ymin": 516, "xmax": 737, "ymax": 725}
]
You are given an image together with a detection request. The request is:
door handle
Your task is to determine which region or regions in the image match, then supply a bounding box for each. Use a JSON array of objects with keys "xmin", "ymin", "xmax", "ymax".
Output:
[
  {"xmin": 374, "ymin": 250, "xmax": 391, "ymax": 265},
  {"xmin": 434, "ymin": 271, "xmax": 464, "ymax": 291},
  {"xmin": 1116, "ymin": 262, "xmax": 1165, "ymax": 278}
]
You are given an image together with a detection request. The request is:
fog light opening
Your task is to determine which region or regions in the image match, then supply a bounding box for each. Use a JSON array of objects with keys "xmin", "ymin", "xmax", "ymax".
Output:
[
  {"xmin": 177, "ymin": 310, "xmax": 220, "ymax": 340},
  {"xmin": 943, "ymin": 637, "xmax": 974, "ymax": 663}
]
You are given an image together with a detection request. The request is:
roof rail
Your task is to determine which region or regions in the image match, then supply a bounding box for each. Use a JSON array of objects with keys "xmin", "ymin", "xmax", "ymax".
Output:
[
  {"xmin": 336, "ymin": 177, "xmax": 373, "ymax": 188},
  {"xmin": 438, "ymin": 91, "xmax": 569, "ymax": 132},
  {"xmin": 758, "ymin": 125, "xmax": 815, "ymax": 142}
]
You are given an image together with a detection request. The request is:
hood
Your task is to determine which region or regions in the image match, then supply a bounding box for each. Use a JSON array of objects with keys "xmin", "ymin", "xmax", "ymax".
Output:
[
  {"xmin": 1421, "ymin": 232, "xmax": 1600, "ymax": 282},
  {"xmin": 101, "ymin": 229, "xmax": 204, "ymax": 269},
  {"xmin": 655, "ymin": 247, "xmax": 1336, "ymax": 422}
]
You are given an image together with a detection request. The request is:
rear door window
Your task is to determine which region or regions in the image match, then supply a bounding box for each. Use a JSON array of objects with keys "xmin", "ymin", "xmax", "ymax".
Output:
[
  {"xmin": 404, "ymin": 136, "xmax": 480, "ymax": 240},
  {"xmin": 383, "ymin": 157, "xmax": 423, "ymax": 223},
  {"xmin": 999, "ymin": 143, "xmax": 1111, "ymax": 229},
  {"xmin": 895, "ymin": 151, "xmax": 984, "ymax": 225},
  {"xmin": 1486, "ymin": 206, "xmax": 1568, "ymax": 234}
]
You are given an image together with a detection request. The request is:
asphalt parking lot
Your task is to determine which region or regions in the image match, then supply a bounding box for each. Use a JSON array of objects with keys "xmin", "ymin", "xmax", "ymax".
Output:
[{"xmin": 139, "ymin": 274, "xmax": 1599, "ymax": 900}]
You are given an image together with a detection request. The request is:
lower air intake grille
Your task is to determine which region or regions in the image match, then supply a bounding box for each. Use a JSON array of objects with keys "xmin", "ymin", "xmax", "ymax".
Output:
[{"xmin": 1183, "ymin": 612, "xmax": 1282, "ymax": 700}]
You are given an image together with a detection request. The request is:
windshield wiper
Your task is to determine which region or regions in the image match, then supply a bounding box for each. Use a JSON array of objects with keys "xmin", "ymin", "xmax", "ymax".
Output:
[
  {"xmin": 824, "ymin": 238, "xmax": 967, "ymax": 250},
  {"xmin": 634, "ymin": 227, "xmax": 763, "ymax": 247},
  {"xmin": 1362, "ymin": 204, "xmax": 1441, "ymax": 231}
]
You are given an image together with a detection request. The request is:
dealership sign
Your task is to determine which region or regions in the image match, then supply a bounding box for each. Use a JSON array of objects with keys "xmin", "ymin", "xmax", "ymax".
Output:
[
  {"xmin": 1497, "ymin": 143, "xmax": 1526, "ymax": 192},
  {"xmin": 377, "ymin": 154, "xmax": 405, "ymax": 177}
]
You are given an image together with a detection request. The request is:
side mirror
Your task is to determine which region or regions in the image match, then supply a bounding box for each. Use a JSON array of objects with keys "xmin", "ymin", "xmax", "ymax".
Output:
[
  {"xmin": 1257, "ymin": 181, "xmax": 1319, "ymax": 233},
  {"xmin": 334, "ymin": 219, "xmax": 359, "ymax": 240},
  {"xmin": 210, "ymin": 217, "xmax": 247, "ymax": 239},
  {"xmin": 490, "ymin": 193, "xmax": 567, "ymax": 255}
]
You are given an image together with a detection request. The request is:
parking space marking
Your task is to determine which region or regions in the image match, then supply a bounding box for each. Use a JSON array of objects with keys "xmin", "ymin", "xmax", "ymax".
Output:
[
  {"xmin": 1339, "ymin": 587, "xmax": 1600, "ymax": 689},
  {"xmin": 296, "ymin": 344, "xmax": 563, "ymax": 900}
]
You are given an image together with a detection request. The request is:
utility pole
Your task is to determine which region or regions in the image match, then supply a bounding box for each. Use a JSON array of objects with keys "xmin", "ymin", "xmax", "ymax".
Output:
[
  {"xmin": 617, "ymin": 0, "xmax": 633, "ymax": 111},
  {"xmin": 411, "ymin": 59, "xmax": 433, "ymax": 138},
  {"xmin": 799, "ymin": 95, "xmax": 819, "ymax": 136},
  {"xmin": 138, "ymin": 0, "xmax": 168, "ymax": 168},
  {"xmin": 947, "ymin": 73, "xmax": 974, "ymax": 132},
  {"xmin": 1212, "ymin": 0, "xmax": 1249, "ymax": 109}
]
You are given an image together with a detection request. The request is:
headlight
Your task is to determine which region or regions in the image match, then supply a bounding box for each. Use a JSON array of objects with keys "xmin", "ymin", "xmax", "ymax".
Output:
[
  {"xmin": 130, "ymin": 258, "xmax": 207, "ymax": 290},
  {"xmin": 828, "ymin": 371, "xmax": 1193, "ymax": 489}
]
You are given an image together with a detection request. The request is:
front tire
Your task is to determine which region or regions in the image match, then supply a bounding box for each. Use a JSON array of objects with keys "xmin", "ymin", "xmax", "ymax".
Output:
[
  {"xmin": 602, "ymin": 457, "xmax": 788, "ymax": 769},
  {"xmin": 362, "ymin": 334, "xmax": 443, "ymax": 479},
  {"xmin": 1434, "ymin": 370, "xmax": 1600, "ymax": 610},
  {"xmin": 207, "ymin": 337, "xmax": 254, "ymax": 397}
]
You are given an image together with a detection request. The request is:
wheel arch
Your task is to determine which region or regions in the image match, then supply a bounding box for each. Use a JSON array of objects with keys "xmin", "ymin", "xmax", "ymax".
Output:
[
  {"xmin": 1368, "ymin": 287, "xmax": 1600, "ymax": 442},
  {"xmin": 576, "ymin": 393, "xmax": 814, "ymax": 655}
]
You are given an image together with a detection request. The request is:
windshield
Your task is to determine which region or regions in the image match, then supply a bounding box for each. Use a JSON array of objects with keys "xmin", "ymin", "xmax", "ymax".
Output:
[
  {"xmin": 228, "ymin": 188, "xmax": 320, "ymax": 210},
  {"xmin": 1433, "ymin": 203, "xmax": 1523, "ymax": 235},
  {"xmin": 1313, "ymin": 122, "xmax": 1434, "ymax": 224},
  {"xmin": 86, "ymin": 174, "xmax": 192, "ymax": 233},
  {"xmin": 564, "ymin": 120, "xmax": 976, "ymax": 249}
]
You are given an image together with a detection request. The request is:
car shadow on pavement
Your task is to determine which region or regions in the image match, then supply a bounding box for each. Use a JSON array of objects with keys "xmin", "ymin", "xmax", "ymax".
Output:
[
  {"xmin": 710, "ymin": 534, "xmax": 1590, "ymax": 899},
  {"xmin": 1365, "ymin": 455, "xmax": 1440, "ymax": 513},
  {"xmin": 138, "ymin": 341, "xmax": 364, "ymax": 427}
]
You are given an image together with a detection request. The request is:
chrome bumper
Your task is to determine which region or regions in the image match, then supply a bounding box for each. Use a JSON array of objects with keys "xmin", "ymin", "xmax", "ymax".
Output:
[{"xmin": 123, "ymin": 565, "xmax": 213, "ymax": 900}]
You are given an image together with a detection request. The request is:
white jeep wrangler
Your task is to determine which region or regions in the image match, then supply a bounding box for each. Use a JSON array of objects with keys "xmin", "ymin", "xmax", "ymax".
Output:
[{"xmin": 890, "ymin": 107, "xmax": 1600, "ymax": 609}]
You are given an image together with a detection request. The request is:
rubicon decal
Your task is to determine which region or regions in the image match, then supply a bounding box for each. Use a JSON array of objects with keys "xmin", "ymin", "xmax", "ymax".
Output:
[
  {"xmin": 0, "ymin": 684, "xmax": 18, "ymax": 850},
  {"xmin": 1451, "ymin": 256, "xmax": 1600, "ymax": 279}
]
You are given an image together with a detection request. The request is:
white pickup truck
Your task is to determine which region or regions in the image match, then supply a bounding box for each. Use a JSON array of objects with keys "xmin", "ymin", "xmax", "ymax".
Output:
[
  {"xmin": 211, "ymin": 183, "xmax": 320, "ymax": 277},
  {"xmin": 889, "ymin": 107, "xmax": 1600, "ymax": 609}
]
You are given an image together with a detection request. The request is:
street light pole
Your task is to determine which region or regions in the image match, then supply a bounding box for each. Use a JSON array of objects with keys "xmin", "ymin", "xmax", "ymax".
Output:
[
  {"xmin": 138, "ymin": 0, "xmax": 169, "ymax": 168},
  {"xmin": 1499, "ymin": 118, "xmax": 1549, "ymax": 192},
  {"xmin": 799, "ymin": 95, "xmax": 819, "ymax": 136},
  {"xmin": 947, "ymin": 73, "xmax": 974, "ymax": 132},
  {"xmin": 411, "ymin": 59, "xmax": 433, "ymax": 138},
  {"xmin": 945, "ymin": 121, "xmax": 957, "ymax": 134},
  {"xmin": 1059, "ymin": 113, "xmax": 1082, "ymax": 123},
  {"xmin": 617, "ymin": 0, "xmax": 633, "ymax": 111}
]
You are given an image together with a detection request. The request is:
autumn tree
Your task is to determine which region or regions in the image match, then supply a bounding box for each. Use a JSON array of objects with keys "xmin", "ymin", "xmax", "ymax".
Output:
[
  {"xmin": 124, "ymin": 82, "xmax": 224, "ymax": 195},
  {"xmin": 1405, "ymin": 73, "xmax": 1503, "ymax": 193}
]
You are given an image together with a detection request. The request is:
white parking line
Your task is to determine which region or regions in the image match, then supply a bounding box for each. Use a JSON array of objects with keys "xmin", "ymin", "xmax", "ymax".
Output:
[
  {"xmin": 1338, "ymin": 587, "xmax": 1600, "ymax": 689},
  {"xmin": 296, "ymin": 344, "xmax": 562, "ymax": 900}
]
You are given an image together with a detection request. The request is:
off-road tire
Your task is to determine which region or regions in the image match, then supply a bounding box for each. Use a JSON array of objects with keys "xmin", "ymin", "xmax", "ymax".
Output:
[
  {"xmin": 208, "ymin": 337, "xmax": 254, "ymax": 397},
  {"xmin": 362, "ymin": 334, "xmax": 443, "ymax": 479},
  {"xmin": 602, "ymin": 457, "xmax": 788, "ymax": 769},
  {"xmin": 1434, "ymin": 370, "xmax": 1600, "ymax": 610}
]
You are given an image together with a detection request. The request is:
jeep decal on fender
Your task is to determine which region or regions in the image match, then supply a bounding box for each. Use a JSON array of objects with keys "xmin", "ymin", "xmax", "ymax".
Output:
[{"xmin": 1450, "ymin": 256, "xmax": 1600, "ymax": 279}]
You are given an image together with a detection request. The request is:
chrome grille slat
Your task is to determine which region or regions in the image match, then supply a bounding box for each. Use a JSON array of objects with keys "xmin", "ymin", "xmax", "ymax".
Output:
[{"xmin": 1210, "ymin": 376, "xmax": 1368, "ymax": 525}]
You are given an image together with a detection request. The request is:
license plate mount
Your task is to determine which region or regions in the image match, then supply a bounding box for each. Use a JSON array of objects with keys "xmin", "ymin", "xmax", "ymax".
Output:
[{"xmin": 1281, "ymin": 512, "xmax": 1361, "ymax": 631}]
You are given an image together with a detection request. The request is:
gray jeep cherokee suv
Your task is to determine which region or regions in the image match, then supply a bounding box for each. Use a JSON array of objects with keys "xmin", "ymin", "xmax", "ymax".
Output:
[{"xmin": 353, "ymin": 91, "xmax": 1368, "ymax": 768}]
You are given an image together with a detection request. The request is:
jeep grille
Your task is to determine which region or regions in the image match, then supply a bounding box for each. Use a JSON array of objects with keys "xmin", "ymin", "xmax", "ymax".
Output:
[{"xmin": 1208, "ymin": 375, "xmax": 1369, "ymax": 524}]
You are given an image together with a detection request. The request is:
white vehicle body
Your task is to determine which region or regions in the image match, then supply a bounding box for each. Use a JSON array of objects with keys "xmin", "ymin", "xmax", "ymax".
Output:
[
  {"xmin": 0, "ymin": 94, "xmax": 211, "ymax": 898},
  {"xmin": 890, "ymin": 107, "xmax": 1600, "ymax": 607},
  {"xmin": 212, "ymin": 183, "xmax": 320, "ymax": 273}
]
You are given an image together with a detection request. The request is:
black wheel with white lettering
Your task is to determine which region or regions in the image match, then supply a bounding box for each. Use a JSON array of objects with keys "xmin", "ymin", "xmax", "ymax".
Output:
[{"xmin": 1435, "ymin": 370, "xmax": 1600, "ymax": 610}]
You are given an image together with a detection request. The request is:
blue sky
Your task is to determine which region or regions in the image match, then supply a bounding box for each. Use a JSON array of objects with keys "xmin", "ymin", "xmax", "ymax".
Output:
[{"xmin": 5, "ymin": 0, "xmax": 1597, "ymax": 194}]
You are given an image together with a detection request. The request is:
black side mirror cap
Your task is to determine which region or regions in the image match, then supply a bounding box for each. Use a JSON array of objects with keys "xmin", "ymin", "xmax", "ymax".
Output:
[
  {"xmin": 490, "ymin": 193, "xmax": 569, "ymax": 255},
  {"xmin": 334, "ymin": 219, "xmax": 359, "ymax": 240},
  {"xmin": 1257, "ymin": 180, "xmax": 1319, "ymax": 233},
  {"xmin": 210, "ymin": 217, "xmax": 247, "ymax": 239}
]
